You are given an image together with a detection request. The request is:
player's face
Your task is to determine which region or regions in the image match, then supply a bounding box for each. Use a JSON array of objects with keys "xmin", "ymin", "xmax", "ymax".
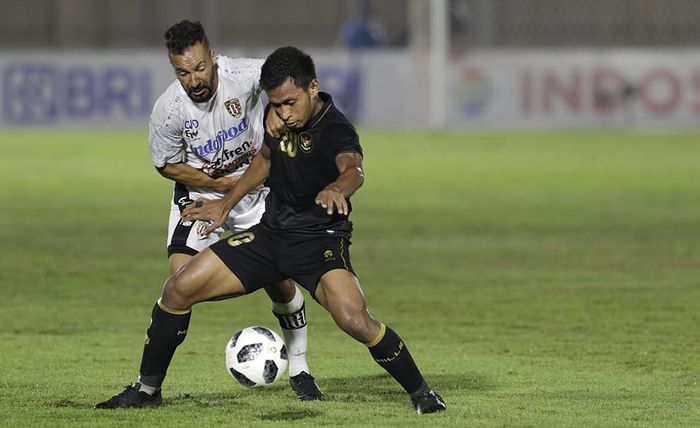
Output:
[
  {"xmin": 266, "ymin": 77, "xmax": 321, "ymax": 130},
  {"xmin": 169, "ymin": 41, "xmax": 218, "ymax": 103}
]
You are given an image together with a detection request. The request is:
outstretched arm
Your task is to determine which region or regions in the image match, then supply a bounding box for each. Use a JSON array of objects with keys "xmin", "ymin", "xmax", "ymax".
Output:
[
  {"xmin": 181, "ymin": 144, "xmax": 272, "ymax": 234},
  {"xmin": 315, "ymin": 151, "xmax": 364, "ymax": 215}
]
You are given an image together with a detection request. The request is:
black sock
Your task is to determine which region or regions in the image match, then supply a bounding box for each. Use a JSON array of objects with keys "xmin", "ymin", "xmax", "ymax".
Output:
[
  {"xmin": 367, "ymin": 324, "xmax": 425, "ymax": 394},
  {"xmin": 138, "ymin": 301, "xmax": 191, "ymax": 388}
]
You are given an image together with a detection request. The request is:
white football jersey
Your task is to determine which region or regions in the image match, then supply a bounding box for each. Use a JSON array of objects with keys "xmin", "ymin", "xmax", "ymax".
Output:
[
  {"xmin": 150, "ymin": 56, "xmax": 268, "ymax": 248},
  {"xmin": 148, "ymin": 55, "xmax": 266, "ymax": 197}
]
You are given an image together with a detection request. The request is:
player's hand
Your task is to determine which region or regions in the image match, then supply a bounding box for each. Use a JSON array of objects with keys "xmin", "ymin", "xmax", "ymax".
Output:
[
  {"xmin": 181, "ymin": 198, "xmax": 228, "ymax": 235},
  {"xmin": 265, "ymin": 111, "xmax": 286, "ymax": 139},
  {"xmin": 315, "ymin": 187, "xmax": 348, "ymax": 215}
]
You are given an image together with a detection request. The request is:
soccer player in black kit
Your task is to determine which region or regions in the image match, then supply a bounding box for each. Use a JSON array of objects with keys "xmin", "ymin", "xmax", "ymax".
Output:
[{"xmin": 98, "ymin": 46, "xmax": 446, "ymax": 414}]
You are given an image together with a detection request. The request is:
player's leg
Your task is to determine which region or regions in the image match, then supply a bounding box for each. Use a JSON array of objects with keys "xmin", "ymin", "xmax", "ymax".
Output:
[
  {"xmin": 100, "ymin": 188, "xmax": 223, "ymax": 404},
  {"xmin": 264, "ymin": 281, "xmax": 309, "ymax": 376},
  {"xmin": 133, "ymin": 193, "xmax": 229, "ymax": 390},
  {"xmin": 264, "ymin": 280, "xmax": 323, "ymax": 400},
  {"xmin": 314, "ymin": 269, "xmax": 446, "ymax": 414},
  {"xmin": 166, "ymin": 185, "xmax": 218, "ymax": 269},
  {"xmin": 231, "ymin": 193, "xmax": 321, "ymax": 400},
  {"xmin": 95, "ymin": 249, "xmax": 246, "ymax": 409},
  {"xmin": 169, "ymin": 253, "xmax": 192, "ymax": 274},
  {"xmin": 140, "ymin": 248, "xmax": 245, "ymax": 386}
]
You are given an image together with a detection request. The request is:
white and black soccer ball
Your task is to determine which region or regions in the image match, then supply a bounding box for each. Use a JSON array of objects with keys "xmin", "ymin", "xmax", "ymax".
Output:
[{"xmin": 225, "ymin": 326, "xmax": 288, "ymax": 387}]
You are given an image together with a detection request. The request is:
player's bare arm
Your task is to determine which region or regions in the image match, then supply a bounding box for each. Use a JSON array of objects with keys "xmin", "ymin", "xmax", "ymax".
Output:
[
  {"xmin": 265, "ymin": 108, "xmax": 286, "ymax": 139},
  {"xmin": 182, "ymin": 144, "xmax": 272, "ymax": 233},
  {"xmin": 157, "ymin": 162, "xmax": 239, "ymax": 192},
  {"xmin": 315, "ymin": 151, "xmax": 364, "ymax": 215}
]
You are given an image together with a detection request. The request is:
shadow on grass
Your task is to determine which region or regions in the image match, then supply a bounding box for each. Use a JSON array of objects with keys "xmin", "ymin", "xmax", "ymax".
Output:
[
  {"xmin": 320, "ymin": 372, "xmax": 491, "ymax": 403},
  {"xmin": 257, "ymin": 409, "xmax": 325, "ymax": 421},
  {"xmin": 166, "ymin": 391, "xmax": 245, "ymax": 407},
  {"xmin": 51, "ymin": 372, "xmax": 486, "ymax": 412}
]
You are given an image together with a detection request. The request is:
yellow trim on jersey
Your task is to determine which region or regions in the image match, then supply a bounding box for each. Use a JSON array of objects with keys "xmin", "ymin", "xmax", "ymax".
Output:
[
  {"xmin": 309, "ymin": 98, "xmax": 333, "ymax": 129},
  {"xmin": 157, "ymin": 298, "xmax": 191, "ymax": 315},
  {"xmin": 365, "ymin": 323, "xmax": 387, "ymax": 348},
  {"xmin": 339, "ymin": 238, "xmax": 349, "ymax": 271}
]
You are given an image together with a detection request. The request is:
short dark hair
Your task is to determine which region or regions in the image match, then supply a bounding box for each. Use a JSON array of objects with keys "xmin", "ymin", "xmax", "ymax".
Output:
[
  {"xmin": 260, "ymin": 46, "xmax": 317, "ymax": 92},
  {"xmin": 164, "ymin": 20, "xmax": 209, "ymax": 54}
]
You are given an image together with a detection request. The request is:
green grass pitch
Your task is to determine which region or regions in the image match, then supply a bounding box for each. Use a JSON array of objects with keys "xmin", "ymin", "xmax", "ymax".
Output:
[{"xmin": 0, "ymin": 129, "xmax": 698, "ymax": 427}]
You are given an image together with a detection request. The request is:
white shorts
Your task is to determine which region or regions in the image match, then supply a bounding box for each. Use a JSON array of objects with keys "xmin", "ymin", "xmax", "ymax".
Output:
[{"xmin": 166, "ymin": 183, "xmax": 269, "ymax": 256}]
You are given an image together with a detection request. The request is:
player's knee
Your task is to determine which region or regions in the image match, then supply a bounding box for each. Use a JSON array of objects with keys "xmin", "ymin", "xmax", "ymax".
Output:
[
  {"xmin": 335, "ymin": 311, "xmax": 375, "ymax": 343},
  {"xmin": 162, "ymin": 274, "xmax": 196, "ymax": 310}
]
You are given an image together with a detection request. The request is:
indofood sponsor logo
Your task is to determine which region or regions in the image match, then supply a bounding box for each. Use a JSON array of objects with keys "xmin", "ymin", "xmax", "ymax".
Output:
[
  {"xmin": 191, "ymin": 116, "xmax": 249, "ymax": 157},
  {"xmin": 454, "ymin": 68, "xmax": 493, "ymax": 116}
]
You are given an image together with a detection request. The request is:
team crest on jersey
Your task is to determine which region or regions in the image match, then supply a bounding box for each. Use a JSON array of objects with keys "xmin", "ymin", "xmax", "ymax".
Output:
[
  {"xmin": 279, "ymin": 131, "xmax": 313, "ymax": 158},
  {"xmin": 299, "ymin": 132, "xmax": 313, "ymax": 152},
  {"xmin": 224, "ymin": 98, "xmax": 243, "ymax": 118}
]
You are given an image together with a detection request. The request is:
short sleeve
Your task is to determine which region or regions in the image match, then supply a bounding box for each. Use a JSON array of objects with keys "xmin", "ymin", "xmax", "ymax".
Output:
[
  {"xmin": 148, "ymin": 93, "xmax": 185, "ymax": 168},
  {"xmin": 217, "ymin": 56, "xmax": 264, "ymax": 91},
  {"xmin": 326, "ymin": 123, "xmax": 362, "ymax": 158}
]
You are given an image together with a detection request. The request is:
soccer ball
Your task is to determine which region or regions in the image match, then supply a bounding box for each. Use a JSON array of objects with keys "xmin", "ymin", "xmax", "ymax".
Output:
[{"xmin": 225, "ymin": 326, "xmax": 288, "ymax": 387}]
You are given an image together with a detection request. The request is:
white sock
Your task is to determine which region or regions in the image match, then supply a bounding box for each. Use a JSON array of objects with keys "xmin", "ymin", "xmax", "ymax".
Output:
[
  {"xmin": 271, "ymin": 285, "xmax": 309, "ymax": 377},
  {"xmin": 135, "ymin": 376, "xmax": 159, "ymax": 395}
]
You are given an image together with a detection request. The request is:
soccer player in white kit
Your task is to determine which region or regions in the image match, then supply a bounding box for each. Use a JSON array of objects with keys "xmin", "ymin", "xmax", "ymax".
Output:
[{"xmin": 95, "ymin": 21, "xmax": 322, "ymax": 408}]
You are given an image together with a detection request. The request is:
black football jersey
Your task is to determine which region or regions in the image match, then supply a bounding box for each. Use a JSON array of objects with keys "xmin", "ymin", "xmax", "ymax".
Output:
[{"xmin": 261, "ymin": 92, "xmax": 363, "ymax": 234}]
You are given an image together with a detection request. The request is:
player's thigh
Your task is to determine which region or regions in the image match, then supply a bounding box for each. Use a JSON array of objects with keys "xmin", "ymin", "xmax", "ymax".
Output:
[
  {"xmin": 167, "ymin": 192, "xmax": 224, "ymax": 257},
  {"xmin": 281, "ymin": 234, "xmax": 355, "ymax": 296},
  {"xmin": 163, "ymin": 248, "xmax": 246, "ymax": 308},
  {"xmin": 315, "ymin": 269, "xmax": 378, "ymax": 342},
  {"xmin": 211, "ymin": 225, "xmax": 286, "ymax": 294},
  {"xmin": 315, "ymin": 269, "xmax": 365, "ymax": 313},
  {"xmin": 169, "ymin": 253, "xmax": 193, "ymax": 274},
  {"xmin": 264, "ymin": 279, "xmax": 296, "ymax": 303}
]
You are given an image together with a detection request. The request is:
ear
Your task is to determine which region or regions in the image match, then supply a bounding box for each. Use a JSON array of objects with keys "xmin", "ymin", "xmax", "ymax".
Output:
[
  {"xmin": 210, "ymin": 49, "xmax": 217, "ymax": 64},
  {"xmin": 308, "ymin": 79, "xmax": 320, "ymax": 97}
]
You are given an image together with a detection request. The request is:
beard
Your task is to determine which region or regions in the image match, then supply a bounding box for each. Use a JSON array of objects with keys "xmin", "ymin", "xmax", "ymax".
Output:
[{"xmin": 187, "ymin": 83, "xmax": 214, "ymax": 103}]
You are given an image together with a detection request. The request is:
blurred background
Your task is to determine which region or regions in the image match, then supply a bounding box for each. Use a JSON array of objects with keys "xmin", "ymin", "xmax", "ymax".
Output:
[
  {"xmin": 2, "ymin": 0, "xmax": 700, "ymax": 129},
  {"xmin": 3, "ymin": 2, "xmax": 700, "ymax": 425}
]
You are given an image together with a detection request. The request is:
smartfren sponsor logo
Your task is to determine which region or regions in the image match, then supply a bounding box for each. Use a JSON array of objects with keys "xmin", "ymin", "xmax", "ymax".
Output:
[
  {"xmin": 202, "ymin": 141, "xmax": 257, "ymax": 176},
  {"xmin": 191, "ymin": 116, "xmax": 249, "ymax": 157}
]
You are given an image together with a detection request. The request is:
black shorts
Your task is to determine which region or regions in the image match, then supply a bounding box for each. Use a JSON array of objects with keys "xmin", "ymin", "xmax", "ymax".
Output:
[{"xmin": 209, "ymin": 223, "xmax": 355, "ymax": 296}]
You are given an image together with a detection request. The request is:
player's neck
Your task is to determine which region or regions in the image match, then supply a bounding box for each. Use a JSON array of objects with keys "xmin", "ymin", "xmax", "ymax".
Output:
[
  {"xmin": 310, "ymin": 95, "xmax": 324, "ymax": 118},
  {"xmin": 211, "ymin": 66, "xmax": 220, "ymax": 94}
]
